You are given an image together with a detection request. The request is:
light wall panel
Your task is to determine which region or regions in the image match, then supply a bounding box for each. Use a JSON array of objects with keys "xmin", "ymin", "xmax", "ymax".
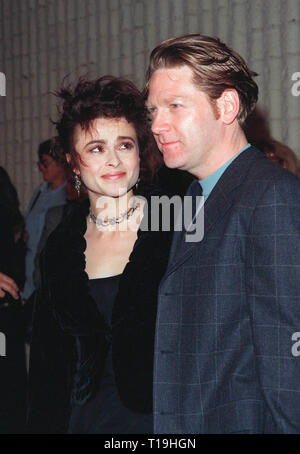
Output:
[{"xmin": 0, "ymin": 0, "xmax": 299, "ymax": 211}]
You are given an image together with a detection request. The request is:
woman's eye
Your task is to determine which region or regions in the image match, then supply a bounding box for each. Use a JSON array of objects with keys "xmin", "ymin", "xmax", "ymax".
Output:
[
  {"xmin": 90, "ymin": 146, "xmax": 103, "ymax": 153},
  {"xmin": 119, "ymin": 142, "xmax": 134, "ymax": 150},
  {"xmin": 171, "ymin": 103, "xmax": 180, "ymax": 109}
]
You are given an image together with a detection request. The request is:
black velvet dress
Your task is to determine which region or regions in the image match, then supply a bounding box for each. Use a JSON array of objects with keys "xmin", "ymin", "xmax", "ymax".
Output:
[
  {"xmin": 68, "ymin": 275, "xmax": 153, "ymax": 434},
  {"xmin": 27, "ymin": 193, "xmax": 173, "ymax": 434}
]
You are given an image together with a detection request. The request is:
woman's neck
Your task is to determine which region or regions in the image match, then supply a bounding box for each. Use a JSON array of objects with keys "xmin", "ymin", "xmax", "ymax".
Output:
[
  {"xmin": 89, "ymin": 190, "xmax": 134, "ymax": 217},
  {"xmin": 87, "ymin": 190, "xmax": 144, "ymax": 234},
  {"xmin": 88, "ymin": 190, "xmax": 136, "ymax": 229}
]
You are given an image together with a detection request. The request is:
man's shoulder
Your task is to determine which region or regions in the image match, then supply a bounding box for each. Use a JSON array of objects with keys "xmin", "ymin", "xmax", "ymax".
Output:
[
  {"xmin": 230, "ymin": 145, "xmax": 300, "ymax": 191},
  {"xmin": 248, "ymin": 155, "xmax": 300, "ymax": 197},
  {"xmin": 212, "ymin": 146, "xmax": 300, "ymax": 213}
]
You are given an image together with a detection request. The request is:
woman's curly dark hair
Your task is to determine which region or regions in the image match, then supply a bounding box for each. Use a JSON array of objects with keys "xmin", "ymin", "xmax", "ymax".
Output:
[{"xmin": 55, "ymin": 76, "xmax": 162, "ymax": 181}]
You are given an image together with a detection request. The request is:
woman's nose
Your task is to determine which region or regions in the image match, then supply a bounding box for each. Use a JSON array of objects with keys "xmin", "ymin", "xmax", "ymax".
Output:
[{"xmin": 106, "ymin": 149, "xmax": 121, "ymax": 167}]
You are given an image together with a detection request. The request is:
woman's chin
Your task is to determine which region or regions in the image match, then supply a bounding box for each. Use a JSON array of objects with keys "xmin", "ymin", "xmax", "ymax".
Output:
[{"xmin": 91, "ymin": 187, "xmax": 132, "ymax": 200}]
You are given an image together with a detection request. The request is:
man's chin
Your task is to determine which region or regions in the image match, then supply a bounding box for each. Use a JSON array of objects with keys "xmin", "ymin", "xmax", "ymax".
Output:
[{"xmin": 163, "ymin": 157, "xmax": 186, "ymax": 170}]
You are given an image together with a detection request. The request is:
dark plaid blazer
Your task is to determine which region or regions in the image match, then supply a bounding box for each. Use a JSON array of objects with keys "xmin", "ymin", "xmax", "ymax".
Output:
[{"xmin": 154, "ymin": 146, "xmax": 300, "ymax": 434}]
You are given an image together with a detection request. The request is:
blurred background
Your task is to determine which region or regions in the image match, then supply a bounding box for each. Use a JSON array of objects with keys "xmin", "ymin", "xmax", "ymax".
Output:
[{"xmin": 0, "ymin": 0, "xmax": 300, "ymax": 211}]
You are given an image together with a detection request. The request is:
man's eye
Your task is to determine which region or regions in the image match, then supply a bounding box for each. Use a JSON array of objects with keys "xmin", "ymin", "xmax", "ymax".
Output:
[
  {"xmin": 171, "ymin": 103, "xmax": 180, "ymax": 109},
  {"xmin": 148, "ymin": 107, "xmax": 156, "ymax": 115}
]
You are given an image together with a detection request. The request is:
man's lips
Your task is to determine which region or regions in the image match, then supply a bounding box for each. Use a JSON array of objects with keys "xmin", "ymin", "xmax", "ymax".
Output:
[
  {"xmin": 101, "ymin": 172, "xmax": 126, "ymax": 180},
  {"xmin": 160, "ymin": 141, "xmax": 179, "ymax": 150}
]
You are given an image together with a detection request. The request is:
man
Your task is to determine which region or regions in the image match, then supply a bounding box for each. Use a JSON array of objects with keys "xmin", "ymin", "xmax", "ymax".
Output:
[{"xmin": 145, "ymin": 34, "xmax": 300, "ymax": 433}]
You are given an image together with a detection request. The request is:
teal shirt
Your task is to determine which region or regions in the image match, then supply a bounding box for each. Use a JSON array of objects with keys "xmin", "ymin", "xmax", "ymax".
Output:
[{"xmin": 199, "ymin": 143, "xmax": 251, "ymax": 200}]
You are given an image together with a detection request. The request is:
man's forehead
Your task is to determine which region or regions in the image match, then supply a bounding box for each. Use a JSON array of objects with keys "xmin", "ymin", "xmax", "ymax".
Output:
[
  {"xmin": 147, "ymin": 66, "xmax": 202, "ymax": 102},
  {"xmin": 149, "ymin": 66, "xmax": 193, "ymax": 84}
]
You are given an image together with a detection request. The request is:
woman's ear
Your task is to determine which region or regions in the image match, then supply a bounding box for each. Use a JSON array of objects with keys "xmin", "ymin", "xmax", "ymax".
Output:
[
  {"xmin": 66, "ymin": 153, "xmax": 80, "ymax": 175},
  {"xmin": 216, "ymin": 89, "xmax": 240, "ymax": 125}
]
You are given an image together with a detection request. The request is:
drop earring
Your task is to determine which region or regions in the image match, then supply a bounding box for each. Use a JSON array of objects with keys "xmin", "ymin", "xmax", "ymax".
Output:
[{"xmin": 74, "ymin": 174, "xmax": 81, "ymax": 196}]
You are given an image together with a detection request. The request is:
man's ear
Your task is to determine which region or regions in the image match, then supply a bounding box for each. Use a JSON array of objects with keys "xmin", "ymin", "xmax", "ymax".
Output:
[
  {"xmin": 216, "ymin": 89, "xmax": 240, "ymax": 125},
  {"xmin": 66, "ymin": 153, "xmax": 80, "ymax": 175}
]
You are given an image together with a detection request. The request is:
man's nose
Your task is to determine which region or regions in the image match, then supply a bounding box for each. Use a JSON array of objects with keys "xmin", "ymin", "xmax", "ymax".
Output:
[
  {"xmin": 151, "ymin": 110, "xmax": 170, "ymax": 135},
  {"xmin": 106, "ymin": 149, "xmax": 121, "ymax": 167}
]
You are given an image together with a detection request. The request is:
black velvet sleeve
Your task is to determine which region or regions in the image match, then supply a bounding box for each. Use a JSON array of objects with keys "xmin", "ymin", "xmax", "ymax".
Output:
[{"xmin": 26, "ymin": 249, "xmax": 75, "ymax": 434}]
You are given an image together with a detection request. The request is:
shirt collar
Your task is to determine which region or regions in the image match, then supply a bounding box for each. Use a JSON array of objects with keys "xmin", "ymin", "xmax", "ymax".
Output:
[{"xmin": 200, "ymin": 143, "xmax": 251, "ymax": 200}]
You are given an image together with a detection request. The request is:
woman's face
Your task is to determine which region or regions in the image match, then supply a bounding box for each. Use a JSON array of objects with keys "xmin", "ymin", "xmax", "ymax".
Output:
[{"xmin": 73, "ymin": 117, "xmax": 140, "ymax": 199}]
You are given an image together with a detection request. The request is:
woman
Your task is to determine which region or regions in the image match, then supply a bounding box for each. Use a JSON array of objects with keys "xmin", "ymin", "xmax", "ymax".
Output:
[
  {"xmin": 23, "ymin": 137, "xmax": 68, "ymax": 301},
  {"xmin": 27, "ymin": 76, "xmax": 173, "ymax": 434}
]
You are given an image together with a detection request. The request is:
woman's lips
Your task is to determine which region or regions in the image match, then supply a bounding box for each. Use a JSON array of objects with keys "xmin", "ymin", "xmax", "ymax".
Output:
[{"xmin": 101, "ymin": 172, "xmax": 126, "ymax": 180}]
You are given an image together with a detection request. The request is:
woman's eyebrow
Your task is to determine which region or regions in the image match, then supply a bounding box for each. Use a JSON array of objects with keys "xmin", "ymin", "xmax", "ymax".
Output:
[
  {"xmin": 117, "ymin": 136, "xmax": 135, "ymax": 141},
  {"xmin": 83, "ymin": 139, "xmax": 106, "ymax": 149}
]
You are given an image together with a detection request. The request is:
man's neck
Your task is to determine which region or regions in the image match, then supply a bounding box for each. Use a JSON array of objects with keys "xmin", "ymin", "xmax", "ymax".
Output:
[{"xmin": 195, "ymin": 129, "xmax": 248, "ymax": 180}]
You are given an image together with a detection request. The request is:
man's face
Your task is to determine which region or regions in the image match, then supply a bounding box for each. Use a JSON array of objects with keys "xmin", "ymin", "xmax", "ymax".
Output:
[{"xmin": 147, "ymin": 65, "xmax": 223, "ymax": 179}]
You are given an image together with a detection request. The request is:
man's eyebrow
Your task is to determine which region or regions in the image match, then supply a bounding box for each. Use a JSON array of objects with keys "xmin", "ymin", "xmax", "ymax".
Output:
[
  {"xmin": 146, "ymin": 95, "xmax": 186, "ymax": 107},
  {"xmin": 166, "ymin": 95, "xmax": 186, "ymax": 101}
]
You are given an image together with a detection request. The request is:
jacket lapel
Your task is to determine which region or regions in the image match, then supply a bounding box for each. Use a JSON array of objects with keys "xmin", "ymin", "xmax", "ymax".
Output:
[{"xmin": 164, "ymin": 146, "xmax": 263, "ymax": 277}]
